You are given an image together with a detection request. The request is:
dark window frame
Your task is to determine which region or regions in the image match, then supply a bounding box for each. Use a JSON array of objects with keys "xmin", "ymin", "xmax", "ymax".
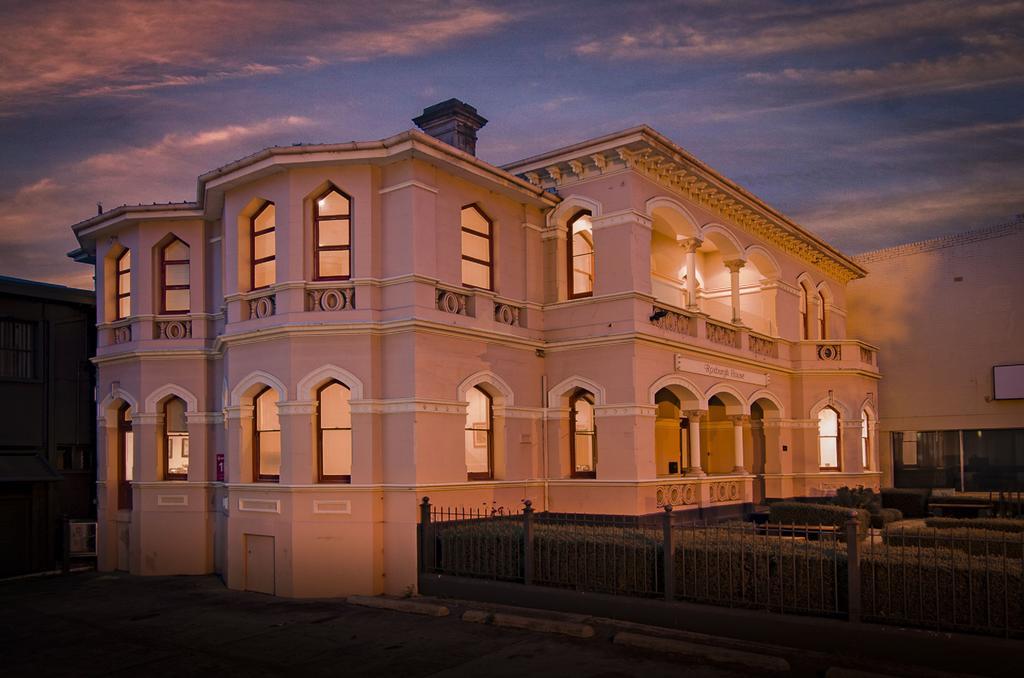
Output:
[
  {"xmin": 163, "ymin": 396, "xmax": 188, "ymax": 481},
  {"xmin": 160, "ymin": 237, "xmax": 191, "ymax": 315},
  {"xmin": 818, "ymin": 291, "xmax": 827, "ymax": 339},
  {"xmin": 116, "ymin": 248, "xmax": 131, "ymax": 320},
  {"xmin": 317, "ymin": 380, "xmax": 352, "ymax": 484},
  {"xmin": 569, "ymin": 390, "xmax": 597, "ymax": 479},
  {"xmin": 313, "ymin": 186, "xmax": 353, "ymax": 282},
  {"xmin": 460, "ymin": 203, "xmax": 493, "ymax": 291},
  {"xmin": 818, "ymin": 405, "xmax": 842, "ymax": 471},
  {"xmin": 117, "ymin": 402, "xmax": 133, "ymax": 509},
  {"xmin": 567, "ymin": 209, "xmax": 594, "ymax": 299},
  {"xmin": 250, "ymin": 201, "xmax": 276, "ymax": 291},
  {"xmin": 466, "ymin": 386, "xmax": 494, "ymax": 481},
  {"xmin": 253, "ymin": 386, "xmax": 280, "ymax": 482},
  {"xmin": 0, "ymin": 317, "xmax": 37, "ymax": 380}
]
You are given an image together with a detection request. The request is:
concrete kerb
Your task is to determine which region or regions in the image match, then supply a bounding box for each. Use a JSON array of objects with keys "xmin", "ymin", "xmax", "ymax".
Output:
[
  {"xmin": 462, "ymin": 609, "xmax": 595, "ymax": 638},
  {"xmin": 613, "ymin": 632, "xmax": 791, "ymax": 673},
  {"xmin": 346, "ymin": 595, "xmax": 449, "ymax": 617}
]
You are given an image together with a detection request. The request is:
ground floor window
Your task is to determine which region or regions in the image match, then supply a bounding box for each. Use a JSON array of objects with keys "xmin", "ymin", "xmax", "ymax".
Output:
[
  {"xmin": 570, "ymin": 391, "xmax": 596, "ymax": 478},
  {"xmin": 465, "ymin": 386, "xmax": 493, "ymax": 480},
  {"xmin": 893, "ymin": 428, "xmax": 1024, "ymax": 491}
]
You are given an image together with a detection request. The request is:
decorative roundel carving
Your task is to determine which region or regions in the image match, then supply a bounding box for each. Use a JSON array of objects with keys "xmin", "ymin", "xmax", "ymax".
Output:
[
  {"xmin": 682, "ymin": 484, "xmax": 696, "ymax": 505},
  {"xmin": 319, "ymin": 289, "xmax": 347, "ymax": 312},
  {"xmin": 817, "ymin": 344, "xmax": 841, "ymax": 360},
  {"xmin": 669, "ymin": 486, "xmax": 680, "ymax": 504},
  {"xmin": 253, "ymin": 296, "xmax": 274, "ymax": 318},
  {"xmin": 438, "ymin": 290, "xmax": 462, "ymax": 314},
  {"xmin": 495, "ymin": 304, "xmax": 517, "ymax": 325},
  {"xmin": 656, "ymin": 488, "xmax": 665, "ymax": 506},
  {"xmin": 164, "ymin": 321, "xmax": 188, "ymax": 339},
  {"xmin": 729, "ymin": 482, "xmax": 739, "ymax": 500},
  {"xmin": 716, "ymin": 483, "xmax": 728, "ymax": 501}
]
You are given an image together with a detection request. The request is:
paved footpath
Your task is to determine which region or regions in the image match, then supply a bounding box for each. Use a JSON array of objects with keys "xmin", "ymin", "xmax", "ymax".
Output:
[{"xmin": 0, "ymin": 572, "xmax": 774, "ymax": 678}]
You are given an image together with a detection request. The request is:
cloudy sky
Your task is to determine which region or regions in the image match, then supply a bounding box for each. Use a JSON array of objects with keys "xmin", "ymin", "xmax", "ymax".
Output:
[{"xmin": 1, "ymin": 0, "xmax": 1021, "ymax": 289}]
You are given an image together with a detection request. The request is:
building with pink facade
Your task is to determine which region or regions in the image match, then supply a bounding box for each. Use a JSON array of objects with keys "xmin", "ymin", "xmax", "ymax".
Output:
[{"xmin": 68, "ymin": 100, "xmax": 881, "ymax": 597}]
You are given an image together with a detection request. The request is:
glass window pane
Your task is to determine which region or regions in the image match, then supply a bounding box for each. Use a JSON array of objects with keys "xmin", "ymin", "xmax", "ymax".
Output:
[
  {"xmin": 572, "ymin": 230, "xmax": 593, "ymax": 256},
  {"xmin": 254, "ymin": 203, "xmax": 275, "ymax": 232},
  {"xmin": 165, "ymin": 240, "xmax": 188, "ymax": 260},
  {"xmin": 321, "ymin": 429, "xmax": 352, "ymax": 477},
  {"xmin": 318, "ymin": 190, "xmax": 349, "ymax": 217},
  {"xmin": 318, "ymin": 218, "xmax": 350, "ymax": 247},
  {"xmin": 465, "ymin": 430, "xmax": 490, "ymax": 474},
  {"xmin": 165, "ymin": 398, "xmax": 187, "ymax": 432},
  {"xmin": 167, "ymin": 432, "xmax": 189, "ymax": 476},
  {"xmin": 820, "ymin": 438, "xmax": 838, "ymax": 468},
  {"xmin": 461, "ymin": 231, "xmax": 490, "ymax": 262},
  {"xmin": 259, "ymin": 431, "xmax": 281, "ymax": 477},
  {"xmin": 118, "ymin": 272, "xmax": 130, "ymax": 296},
  {"xmin": 256, "ymin": 390, "xmax": 279, "ymax": 431},
  {"xmin": 462, "ymin": 260, "xmax": 490, "ymax": 289},
  {"xmin": 818, "ymin": 408, "xmax": 838, "ymax": 436},
  {"xmin": 461, "ymin": 207, "xmax": 489, "ymax": 235},
  {"xmin": 320, "ymin": 382, "xmax": 351, "ymax": 429},
  {"xmin": 574, "ymin": 396, "xmax": 595, "ymax": 432},
  {"xmin": 118, "ymin": 296, "xmax": 131, "ymax": 319},
  {"xmin": 254, "ymin": 260, "xmax": 275, "ymax": 288},
  {"xmin": 165, "ymin": 263, "xmax": 189, "ymax": 286},
  {"xmin": 164, "ymin": 289, "xmax": 190, "ymax": 312},
  {"xmin": 118, "ymin": 250, "xmax": 131, "ymax": 273},
  {"xmin": 254, "ymin": 231, "xmax": 275, "ymax": 260},
  {"xmin": 465, "ymin": 387, "xmax": 490, "ymax": 428},
  {"xmin": 318, "ymin": 251, "xmax": 350, "ymax": 278},
  {"xmin": 571, "ymin": 214, "xmax": 592, "ymax": 238},
  {"xmin": 123, "ymin": 431, "xmax": 134, "ymax": 481},
  {"xmin": 574, "ymin": 434, "xmax": 595, "ymax": 472}
]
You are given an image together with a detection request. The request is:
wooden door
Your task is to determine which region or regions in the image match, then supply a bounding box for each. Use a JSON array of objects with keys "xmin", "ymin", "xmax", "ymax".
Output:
[{"xmin": 244, "ymin": 534, "xmax": 275, "ymax": 595}]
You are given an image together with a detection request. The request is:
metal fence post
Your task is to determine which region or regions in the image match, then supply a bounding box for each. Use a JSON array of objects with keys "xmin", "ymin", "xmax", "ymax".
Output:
[
  {"xmin": 846, "ymin": 509, "xmax": 861, "ymax": 623},
  {"xmin": 523, "ymin": 499, "xmax": 534, "ymax": 586},
  {"xmin": 61, "ymin": 514, "xmax": 70, "ymax": 575},
  {"xmin": 663, "ymin": 504, "xmax": 675, "ymax": 601},
  {"xmin": 419, "ymin": 497, "xmax": 432, "ymax": 573}
]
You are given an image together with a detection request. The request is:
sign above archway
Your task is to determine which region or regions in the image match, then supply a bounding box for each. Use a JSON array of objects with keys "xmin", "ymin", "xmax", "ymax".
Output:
[{"xmin": 674, "ymin": 354, "xmax": 768, "ymax": 387}]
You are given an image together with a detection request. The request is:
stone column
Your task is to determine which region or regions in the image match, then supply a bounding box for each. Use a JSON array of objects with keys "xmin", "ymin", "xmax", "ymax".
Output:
[
  {"xmin": 682, "ymin": 238, "xmax": 702, "ymax": 311},
  {"xmin": 724, "ymin": 259, "xmax": 745, "ymax": 325},
  {"xmin": 730, "ymin": 415, "xmax": 750, "ymax": 473},
  {"xmin": 185, "ymin": 412, "xmax": 219, "ymax": 483},
  {"xmin": 683, "ymin": 410, "xmax": 705, "ymax": 477},
  {"xmin": 278, "ymin": 400, "xmax": 316, "ymax": 484},
  {"xmin": 223, "ymin": 405, "xmax": 253, "ymax": 483},
  {"xmin": 132, "ymin": 412, "xmax": 162, "ymax": 482}
]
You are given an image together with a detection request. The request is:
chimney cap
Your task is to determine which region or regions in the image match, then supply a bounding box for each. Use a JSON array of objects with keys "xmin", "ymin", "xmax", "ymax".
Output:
[{"xmin": 413, "ymin": 98, "xmax": 488, "ymax": 129}]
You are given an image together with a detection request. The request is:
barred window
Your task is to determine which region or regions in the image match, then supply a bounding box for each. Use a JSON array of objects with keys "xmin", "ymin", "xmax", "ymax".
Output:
[{"xmin": 0, "ymin": 319, "xmax": 35, "ymax": 379}]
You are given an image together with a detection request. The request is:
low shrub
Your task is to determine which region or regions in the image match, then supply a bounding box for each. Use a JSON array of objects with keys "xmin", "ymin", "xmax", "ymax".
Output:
[
  {"xmin": 881, "ymin": 488, "xmax": 931, "ymax": 518},
  {"xmin": 834, "ymin": 486, "xmax": 881, "ymax": 514},
  {"xmin": 768, "ymin": 502, "xmax": 870, "ymax": 540},
  {"xmin": 928, "ymin": 493, "xmax": 995, "ymax": 506},
  {"xmin": 870, "ymin": 508, "xmax": 903, "ymax": 529},
  {"xmin": 883, "ymin": 525, "xmax": 1024, "ymax": 558},
  {"xmin": 925, "ymin": 517, "xmax": 1024, "ymax": 533}
]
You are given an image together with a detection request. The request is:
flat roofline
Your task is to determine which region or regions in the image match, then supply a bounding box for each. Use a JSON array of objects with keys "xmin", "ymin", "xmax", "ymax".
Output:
[
  {"xmin": 0, "ymin": 275, "xmax": 95, "ymax": 306},
  {"xmin": 854, "ymin": 215, "xmax": 1024, "ymax": 264}
]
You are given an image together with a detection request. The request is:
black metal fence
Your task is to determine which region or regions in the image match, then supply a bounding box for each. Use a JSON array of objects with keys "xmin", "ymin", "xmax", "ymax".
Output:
[{"xmin": 419, "ymin": 497, "xmax": 1024, "ymax": 638}]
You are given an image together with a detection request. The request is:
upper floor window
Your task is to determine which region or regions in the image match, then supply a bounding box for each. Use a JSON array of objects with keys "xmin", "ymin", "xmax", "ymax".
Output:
[
  {"xmin": 817, "ymin": 291, "xmax": 827, "ymax": 340},
  {"xmin": 251, "ymin": 202, "xmax": 276, "ymax": 290},
  {"xmin": 160, "ymin": 238, "xmax": 190, "ymax": 314},
  {"xmin": 314, "ymin": 187, "xmax": 352, "ymax": 280},
  {"xmin": 317, "ymin": 380, "xmax": 352, "ymax": 482},
  {"xmin": 461, "ymin": 205, "xmax": 492, "ymax": 290},
  {"xmin": 568, "ymin": 210, "xmax": 594, "ymax": 298},
  {"xmin": 116, "ymin": 249, "xmax": 131, "ymax": 320},
  {"xmin": 861, "ymin": 409, "xmax": 870, "ymax": 470},
  {"xmin": 117, "ymin": 403, "xmax": 134, "ymax": 509},
  {"xmin": 465, "ymin": 386, "xmax": 493, "ymax": 480},
  {"xmin": 818, "ymin": 406, "xmax": 840, "ymax": 470},
  {"xmin": 570, "ymin": 390, "xmax": 597, "ymax": 478},
  {"xmin": 163, "ymin": 396, "xmax": 189, "ymax": 480},
  {"xmin": 0, "ymin": 318, "xmax": 35, "ymax": 379},
  {"xmin": 254, "ymin": 386, "xmax": 280, "ymax": 482},
  {"xmin": 799, "ymin": 281, "xmax": 811, "ymax": 340}
]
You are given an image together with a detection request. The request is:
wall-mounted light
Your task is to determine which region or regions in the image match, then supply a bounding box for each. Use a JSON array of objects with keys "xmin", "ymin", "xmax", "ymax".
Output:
[{"xmin": 650, "ymin": 309, "xmax": 669, "ymax": 321}]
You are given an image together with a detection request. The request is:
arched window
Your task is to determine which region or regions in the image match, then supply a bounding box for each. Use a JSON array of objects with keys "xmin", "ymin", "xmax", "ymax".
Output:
[
  {"xmin": 568, "ymin": 210, "xmax": 594, "ymax": 298},
  {"xmin": 117, "ymin": 403, "xmax": 133, "ymax": 509},
  {"xmin": 317, "ymin": 381, "xmax": 352, "ymax": 482},
  {"xmin": 160, "ymin": 238, "xmax": 190, "ymax": 314},
  {"xmin": 461, "ymin": 205, "xmax": 492, "ymax": 290},
  {"xmin": 254, "ymin": 387, "xmax": 280, "ymax": 481},
  {"xmin": 116, "ymin": 249, "xmax": 131, "ymax": 320},
  {"xmin": 465, "ymin": 386, "xmax": 493, "ymax": 480},
  {"xmin": 817, "ymin": 291, "xmax": 827, "ymax": 340},
  {"xmin": 163, "ymin": 396, "xmax": 189, "ymax": 480},
  {"xmin": 570, "ymin": 390, "xmax": 597, "ymax": 478},
  {"xmin": 818, "ymin": 406, "xmax": 840, "ymax": 470},
  {"xmin": 314, "ymin": 187, "xmax": 351, "ymax": 280},
  {"xmin": 251, "ymin": 202, "xmax": 276, "ymax": 290},
  {"xmin": 799, "ymin": 281, "xmax": 811, "ymax": 340},
  {"xmin": 861, "ymin": 409, "xmax": 870, "ymax": 470}
]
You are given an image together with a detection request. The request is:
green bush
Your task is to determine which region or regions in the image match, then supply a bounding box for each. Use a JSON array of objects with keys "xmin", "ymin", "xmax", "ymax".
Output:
[
  {"xmin": 834, "ymin": 486, "xmax": 881, "ymax": 514},
  {"xmin": 870, "ymin": 508, "xmax": 903, "ymax": 529},
  {"xmin": 925, "ymin": 517, "xmax": 1024, "ymax": 533},
  {"xmin": 884, "ymin": 525, "xmax": 1024, "ymax": 558},
  {"xmin": 768, "ymin": 502, "xmax": 870, "ymax": 540},
  {"xmin": 881, "ymin": 488, "xmax": 931, "ymax": 518}
]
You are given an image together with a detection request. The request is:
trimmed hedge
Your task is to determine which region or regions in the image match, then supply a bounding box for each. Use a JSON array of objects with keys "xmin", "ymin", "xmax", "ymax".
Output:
[
  {"xmin": 870, "ymin": 508, "xmax": 903, "ymax": 530},
  {"xmin": 884, "ymin": 525, "xmax": 1024, "ymax": 559},
  {"xmin": 768, "ymin": 502, "xmax": 870, "ymax": 540},
  {"xmin": 925, "ymin": 517, "xmax": 1024, "ymax": 533},
  {"xmin": 881, "ymin": 488, "xmax": 931, "ymax": 518}
]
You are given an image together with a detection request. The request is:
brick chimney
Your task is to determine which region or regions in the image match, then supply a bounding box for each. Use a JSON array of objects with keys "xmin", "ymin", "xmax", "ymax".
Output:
[{"xmin": 413, "ymin": 99, "xmax": 488, "ymax": 156}]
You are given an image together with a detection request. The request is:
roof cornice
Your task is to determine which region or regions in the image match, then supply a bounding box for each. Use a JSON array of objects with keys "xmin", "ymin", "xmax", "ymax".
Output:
[{"xmin": 503, "ymin": 126, "xmax": 866, "ymax": 283}]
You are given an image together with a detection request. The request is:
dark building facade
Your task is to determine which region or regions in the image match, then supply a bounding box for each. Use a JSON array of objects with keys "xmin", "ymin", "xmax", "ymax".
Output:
[{"xmin": 0, "ymin": 276, "xmax": 95, "ymax": 577}]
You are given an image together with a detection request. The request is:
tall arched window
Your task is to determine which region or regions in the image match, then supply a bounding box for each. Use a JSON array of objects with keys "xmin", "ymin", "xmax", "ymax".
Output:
[
  {"xmin": 818, "ymin": 406, "xmax": 840, "ymax": 470},
  {"xmin": 817, "ymin": 291, "xmax": 827, "ymax": 340},
  {"xmin": 799, "ymin": 281, "xmax": 811, "ymax": 340},
  {"xmin": 116, "ymin": 249, "xmax": 131, "ymax": 320},
  {"xmin": 163, "ymin": 396, "xmax": 189, "ymax": 480},
  {"xmin": 160, "ymin": 238, "xmax": 190, "ymax": 314},
  {"xmin": 461, "ymin": 205, "xmax": 492, "ymax": 290},
  {"xmin": 251, "ymin": 202, "xmax": 276, "ymax": 290},
  {"xmin": 568, "ymin": 210, "xmax": 594, "ymax": 298},
  {"xmin": 465, "ymin": 386, "xmax": 493, "ymax": 480},
  {"xmin": 317, "ymin": 381, "xmax": 352, "ymax": 482},
  {"xmin": 570, "ymin": 390, "xmax": 597, "ymax": 478},
  {"xmin": 254, "ymin": 387, "xmax": 280, "ymax": 481},
  {"xmin": 314, "ymin": 187, "xmax": 351, "ymax": 280},
  {"xmin": 117, "ymin": 403, "xmax": 133, "ymax": 509},
  {"xmin": 861, "ymin": 409, "xmax": 870, "ymax": 470},
  {"xmin": 654, "ymin": 388, "xmax": 689, "ymax": 476}
]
